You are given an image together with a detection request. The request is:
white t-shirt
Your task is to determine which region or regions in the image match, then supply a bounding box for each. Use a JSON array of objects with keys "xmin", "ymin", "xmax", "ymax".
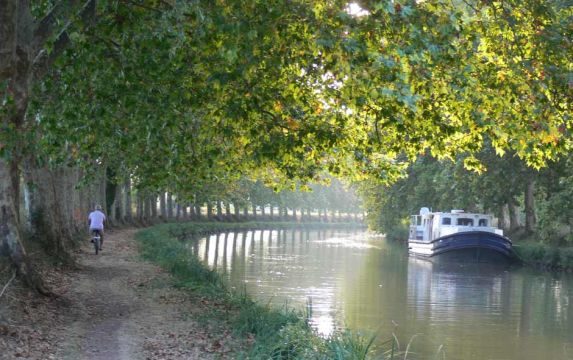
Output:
[{"xmin": 89, "ymin": 210, "xmax": 106, "ymax": 230}]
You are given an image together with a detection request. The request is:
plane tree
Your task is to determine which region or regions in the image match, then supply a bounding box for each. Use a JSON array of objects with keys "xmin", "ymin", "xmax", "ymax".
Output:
[{"xmin": 2, "ymin": 0, "xmax": 573, "ymax": 292}]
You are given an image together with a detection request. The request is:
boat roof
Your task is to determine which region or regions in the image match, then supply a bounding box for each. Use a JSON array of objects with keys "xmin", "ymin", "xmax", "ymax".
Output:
[{"xmin": 417, "ymin": 208, "xmax": 492, "ymax": 217}]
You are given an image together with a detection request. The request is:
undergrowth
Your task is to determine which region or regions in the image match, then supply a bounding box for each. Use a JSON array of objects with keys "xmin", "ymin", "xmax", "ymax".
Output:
[{"xmin": 514, "ymin": 243, "xmax": 573, "ymax": 270}]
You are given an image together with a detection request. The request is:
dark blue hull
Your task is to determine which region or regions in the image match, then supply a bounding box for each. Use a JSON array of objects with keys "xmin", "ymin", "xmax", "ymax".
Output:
[{"xmin": 411, "ymin": 231, "xmax": 517, "ymax": 263}]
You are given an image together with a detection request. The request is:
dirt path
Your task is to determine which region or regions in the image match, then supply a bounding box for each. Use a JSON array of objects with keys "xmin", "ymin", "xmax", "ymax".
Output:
[{"xmin": 0, "ymin": 229, "xmax": 242, "ymax": 360}]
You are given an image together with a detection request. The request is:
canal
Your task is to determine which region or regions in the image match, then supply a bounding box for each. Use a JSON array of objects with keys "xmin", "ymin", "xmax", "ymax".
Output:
[{"xmin": 190, "ymin": 228, "xmax": 573, "ymax": 359}]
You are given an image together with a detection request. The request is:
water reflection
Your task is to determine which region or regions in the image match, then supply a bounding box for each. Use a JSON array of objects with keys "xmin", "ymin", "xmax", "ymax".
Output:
[{"xmin": 191, "ymin": 229, "xmax": 573, "ymax": 359}]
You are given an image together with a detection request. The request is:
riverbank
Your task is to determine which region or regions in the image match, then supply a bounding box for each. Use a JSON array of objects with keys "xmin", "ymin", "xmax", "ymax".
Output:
[
  {"xmin": 513, "ymin": 242, "xmax": 573, "ymax": 272},
  {"xmin": 136, "ymin": 221, "xmax": 384, "ymax": 359}
]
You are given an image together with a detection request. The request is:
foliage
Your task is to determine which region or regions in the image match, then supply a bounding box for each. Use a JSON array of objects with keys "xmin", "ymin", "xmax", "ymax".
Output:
[
  {"xmin": 26, "ymin": 0, "xmax": 573, "ymax": 197},
  {"xmin": 514, "ymin": 243, "xmax": 573, "ymax": 270}
]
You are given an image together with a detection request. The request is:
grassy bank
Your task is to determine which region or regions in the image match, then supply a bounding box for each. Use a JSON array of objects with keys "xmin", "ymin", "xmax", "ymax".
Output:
[
  {"xmin": 514, "ymin": 243, "xmax": 573, "ymax": 271},
  {"xmin": 135, "ymin": 222, "xmax": 401, "ymax": 359}
]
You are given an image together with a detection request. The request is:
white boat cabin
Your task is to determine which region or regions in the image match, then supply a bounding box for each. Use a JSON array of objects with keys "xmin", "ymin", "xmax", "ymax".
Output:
[{"xmin": 409, "ymin": 208, "xmax": 503, "ymax": 243}]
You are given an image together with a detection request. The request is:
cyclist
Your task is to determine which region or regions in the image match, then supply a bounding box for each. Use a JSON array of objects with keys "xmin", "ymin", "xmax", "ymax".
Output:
[{"xmin": 88, "ymin": 205, "xmax": 106, "ymax": 251}]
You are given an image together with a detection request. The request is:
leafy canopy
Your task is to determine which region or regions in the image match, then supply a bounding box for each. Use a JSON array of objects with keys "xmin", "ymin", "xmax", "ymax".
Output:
[{"xmin": 28, "ymin": 0, "xmax": 573, "ymax": 195}]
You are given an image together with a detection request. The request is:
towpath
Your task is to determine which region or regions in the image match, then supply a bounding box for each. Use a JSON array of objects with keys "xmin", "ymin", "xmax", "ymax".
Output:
[{"xmin": 0, "ymin": 228, "xmax": 242, "ymax": 359}]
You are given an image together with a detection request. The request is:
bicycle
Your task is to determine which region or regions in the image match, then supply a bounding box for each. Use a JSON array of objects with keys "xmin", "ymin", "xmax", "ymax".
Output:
[{"xmin": 91, "ymin": 230, "xmax": 102, "ymax": 255}]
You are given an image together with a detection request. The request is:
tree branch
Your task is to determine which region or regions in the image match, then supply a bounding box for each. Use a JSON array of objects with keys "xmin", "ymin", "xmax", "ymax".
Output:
[
  {"xmin": 33, "ymin": 0, "xmax": 93, "ymax": 51},
  {"xmin": 32, "ymin": 31, "xmax": 71, "ymax": 79},
  {"xmin": 32, "ymin": 0, "xmax": 96, "ymax": 80}
]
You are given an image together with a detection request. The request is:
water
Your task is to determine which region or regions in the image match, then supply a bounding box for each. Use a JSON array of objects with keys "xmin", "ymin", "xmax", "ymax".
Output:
[{"xmin": 190, "ymin": 228, "xmax": 573, "ymax": 359}]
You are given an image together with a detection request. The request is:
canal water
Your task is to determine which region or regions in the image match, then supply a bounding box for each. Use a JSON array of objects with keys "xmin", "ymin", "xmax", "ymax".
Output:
[{"xmin": 190, "ymin": 228, "xmax": 573, "ymax": 359}]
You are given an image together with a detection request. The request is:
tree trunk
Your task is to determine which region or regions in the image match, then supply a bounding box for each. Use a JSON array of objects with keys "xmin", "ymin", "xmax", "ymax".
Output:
[
  {"xmin": 160, "ymin": 192, "xmax": 166, "ymax": 220},
  {"xmin": 142, "ymin": 194, "xmax": 149, "ymax": 221},
  {"xmin": 508, "ymin": 199, "xmax": 520, "ymax": 231},
  {"xmin": 113, "ymin": 182, "xmax": 123, "ymax": 223},
  {"xmin": 216, "ymin": 201, "xmax": 222, "ymax": 217},
  {"xmin": 25, "ymin": 162, "xmax": 87, "ymax": 262},
  {"xmin": 225, "ymin": 202, "xmax": 231, "ymax": 218},
  {"xmin": 151, "ymin": 194, "xmax": 158, "ymax": 220},
  {"xmin": 207, "ymin": 202, "xmax": 213, "ymax": 219},
  {"xmin": 234, "ymin": 203, "xmax": 240, "ymax": 217},
  {"xmin": 110, "ymin": 192, "xmax": 118, "ymax": 225},
  {"xmin": 525, "ymin": 179, "xmax": 536, "ymax": 233},
  {"xmin": 252, "ymin": 202, "xmax": 257, "ymax": 220},
  {"xmin": 98, "ymin": 166, "xmax": 107, "ymax": 219},
  {"xmin": 136, "ymin": 192, "xmax": 143, "ymax": 221},
  {"xmin": 124, "ymin": 179, "xmax": 132, "ymax": 223},
  {"xmin": 0, "ymin": 0, "xmax": 98, "ymax": 293},
  {"xmin": 167, "ymin": 193, "xmax": 174, "ymax": 219},
  {"xmin": 500, "ymin": 204, "xmax": 511, "ymax": 232},
  {"xmin": 1, "ymin": 160, "xmax": 50, "ymax": 294},
  {"xmin": 148, "ymin": 196, "xmax": 154, "ymax": 221}
]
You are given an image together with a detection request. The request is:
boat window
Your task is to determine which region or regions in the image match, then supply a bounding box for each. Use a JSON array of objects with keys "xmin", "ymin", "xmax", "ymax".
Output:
[
  {"xmin": 457, "ymin": 218, "xmax": 474, "ymax": 226},
  {"xmin": 478, "ymin": 219, "xmax": 488, "ymax": 226},
  {"xmin": 442, "ymin": 217, "xmax": 451, "ymax": 225}
]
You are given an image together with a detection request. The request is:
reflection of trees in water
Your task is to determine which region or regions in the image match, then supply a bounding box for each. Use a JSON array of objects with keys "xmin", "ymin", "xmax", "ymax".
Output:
[
  {"xmin": 193, "ymin": 230, "xmax": 573, "ymax": 358},
  {"xmin": 338, "ymin": 248, "xmax": 573, "ymax": 359},
  {"xmin": 405, "ymin": 259, "xmax": 573, "ymax": 359}
]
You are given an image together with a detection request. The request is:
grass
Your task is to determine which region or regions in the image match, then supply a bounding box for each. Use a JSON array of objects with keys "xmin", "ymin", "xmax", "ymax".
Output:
[{"xmin": 135, "ymin": 221, "xmax": 409, "ymax": 359}]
